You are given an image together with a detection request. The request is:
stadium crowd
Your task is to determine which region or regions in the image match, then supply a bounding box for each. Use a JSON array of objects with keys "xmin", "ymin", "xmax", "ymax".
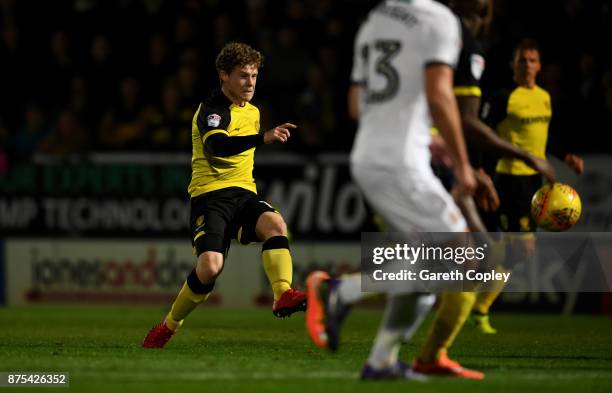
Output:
[{"xmin": 0, "ymin": 0, "xmax": 611, "ymax": 164}]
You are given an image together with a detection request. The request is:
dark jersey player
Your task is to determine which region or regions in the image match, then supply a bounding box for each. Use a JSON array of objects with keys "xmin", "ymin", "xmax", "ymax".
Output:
[
  {"xmin": 472, "ymin": 39, "xmax": 584, "ymax": 332},
  {"xmin": 484, "ymin": 39, "xmax": 584, "ymax": 235},
  {"xmin": 143, "ymin": 42, "xmax": 306, "ymax": 348}
]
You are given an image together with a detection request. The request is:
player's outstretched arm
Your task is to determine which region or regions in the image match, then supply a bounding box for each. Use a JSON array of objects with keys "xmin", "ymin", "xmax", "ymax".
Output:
[
  {"xmin": 204, "ymin": 123, "xmax": 297, "ymax": 156},
  {"xmin": 457, "ymin": 95, "xmax": 556, "ymax": 183},
  {"xmin": 526, "ymin": 156, "xmax": 556, "ymax": 182},
  {"xmin": 263, "ymin": 123, "xmax": 297, "ymax": 144},
  {"xmin": 425, "ymin": 64, "xmax": 476, "ymax": 197},
  {"xmin": 205, "ymin": 133, "xmax": 265, "ymax": 157}
]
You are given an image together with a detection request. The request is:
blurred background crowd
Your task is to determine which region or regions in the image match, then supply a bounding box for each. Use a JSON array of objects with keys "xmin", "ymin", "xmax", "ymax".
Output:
[{"xmin": 1, "ymin": 0, "xmax": 611, "ymax": 164}]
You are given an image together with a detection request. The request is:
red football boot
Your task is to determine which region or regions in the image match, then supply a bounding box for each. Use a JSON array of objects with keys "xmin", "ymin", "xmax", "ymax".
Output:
[
  {"xmin": 272, "ymin": 288, "xmax": 307, "ymax": 318},
  {"xmin": 143, "ymin": 320, "xmax": 175, "ymax": 348}
]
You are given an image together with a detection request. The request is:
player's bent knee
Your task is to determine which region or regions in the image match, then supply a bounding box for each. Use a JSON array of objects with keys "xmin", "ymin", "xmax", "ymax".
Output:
[
  {"xmin": 196, "ymin": 251, "xmax": 224, "ymax": 282},
  {"xmin": 256, "ymin": 212, "xmax": 288, "ymax": 240}
]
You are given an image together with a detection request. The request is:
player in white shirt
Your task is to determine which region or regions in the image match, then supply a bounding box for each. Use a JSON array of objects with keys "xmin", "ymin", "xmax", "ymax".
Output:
[
  {"xmin": 306, "ymin": 0, "xmax": 483, "ymax": 380},
  {"xmin": 349, "ymin": 0, "xmax": 470, "ymax": 233}
]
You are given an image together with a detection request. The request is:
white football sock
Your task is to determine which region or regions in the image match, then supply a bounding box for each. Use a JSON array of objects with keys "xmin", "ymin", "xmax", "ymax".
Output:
[
  {"xmin": 367, "ymin": 294, "xmax": 434, "ymax": 369},
  {"xmin": 337, "ymin": 273, "xmax": 369, "ymax": 305},
  {"xmin": 367, "ymin": 328, "xmax": 403, "ymax": 369}
]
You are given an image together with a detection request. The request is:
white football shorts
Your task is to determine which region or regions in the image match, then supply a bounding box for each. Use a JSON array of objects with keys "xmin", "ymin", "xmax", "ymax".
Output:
[{"xmin": 351, "ymin": 164, "xmax": 467, "ymax": 233}]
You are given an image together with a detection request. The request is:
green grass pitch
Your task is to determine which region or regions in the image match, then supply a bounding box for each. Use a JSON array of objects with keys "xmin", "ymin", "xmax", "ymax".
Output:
[{"xmin": 0, "ymin": 306, "xmax": 611, "ymax": 392}]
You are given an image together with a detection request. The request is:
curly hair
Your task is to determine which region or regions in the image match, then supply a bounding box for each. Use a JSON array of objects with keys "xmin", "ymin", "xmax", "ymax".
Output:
[{"xmin": 215, "ymin": 42, "xmax": 264, "ymax": 74}]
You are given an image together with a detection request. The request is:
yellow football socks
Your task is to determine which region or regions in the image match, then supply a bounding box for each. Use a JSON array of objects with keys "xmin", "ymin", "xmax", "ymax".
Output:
[
  {"xmin": 262, "ymin": 236, "xmax": 293, "ymax": 300},
  {"xmin": 473, "ymin": 239, "xmax": 509, "ymax": 315},
  {"xmin": 473, "ymin": 265, "xmax": 511, "ymax": 315},
  {"xmin": 166, "ymin": 281, "xmax": 210, "ymax": 331},
  {"xmin": 418, "ymin": 291, "xmax": 476, "ymax": 362}
]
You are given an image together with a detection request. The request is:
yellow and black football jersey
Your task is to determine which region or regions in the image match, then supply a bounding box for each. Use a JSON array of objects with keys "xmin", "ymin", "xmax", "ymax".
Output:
[
  {"xmin": 432, "ymin": 20, "xmax": 486, "ymax": 184},
  {"xmin": 432, "ymin": 21, "xmax": 485, "ymax": 134},
  {"xmin": 453, "ymin": 20, "xmax": 485, "ymax": 98},
  {"xmin": 188, "ymin": 89, "xmax": 262, "ymax": 197},
  {"xmin": 482, "ymin": 85, "xmax": 552, "ymax": 176}
]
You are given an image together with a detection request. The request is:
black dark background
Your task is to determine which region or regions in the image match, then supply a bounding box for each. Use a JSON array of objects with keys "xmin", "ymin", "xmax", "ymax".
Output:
[{"xmin": 1, "ymin": 0, "xmax": 610, "ymax": 162}]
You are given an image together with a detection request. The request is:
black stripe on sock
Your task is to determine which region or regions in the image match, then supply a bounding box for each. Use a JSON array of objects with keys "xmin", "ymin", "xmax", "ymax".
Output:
[
  {"xmin": 187, "ymin": 269, "xmax": 215, "ymax": 294},
  {"xmin": 262, "ymin": 236, "xmax": 289, "ymax": 251}
]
